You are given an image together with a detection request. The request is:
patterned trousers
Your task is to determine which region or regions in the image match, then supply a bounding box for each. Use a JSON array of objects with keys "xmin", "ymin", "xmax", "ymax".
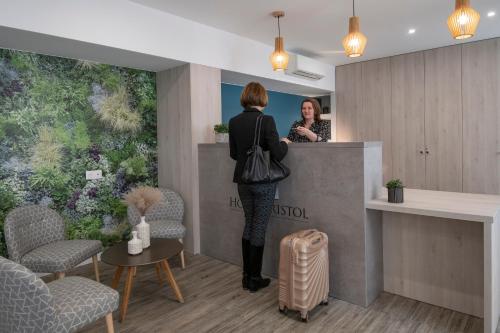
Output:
[{"xmin": 237, "ymin": 182, "xmax": 277, "ymax": 247}]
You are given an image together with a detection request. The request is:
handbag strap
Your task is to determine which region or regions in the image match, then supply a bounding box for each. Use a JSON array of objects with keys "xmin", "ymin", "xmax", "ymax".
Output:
[{"xmin": 253, "ymin": 115, "xmax": 264, "ymax": 146}]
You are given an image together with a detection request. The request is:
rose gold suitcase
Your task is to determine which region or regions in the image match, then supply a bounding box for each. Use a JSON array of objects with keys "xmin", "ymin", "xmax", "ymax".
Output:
[{"xmin": 278, "ymin": 229, "xmax": 329, "ymax": 322}]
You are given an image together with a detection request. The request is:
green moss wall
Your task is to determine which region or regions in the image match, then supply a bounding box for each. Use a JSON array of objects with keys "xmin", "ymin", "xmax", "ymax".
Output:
[{"xmin": 0, "ymin": 49, "xmax": 158, "ymax": 257}]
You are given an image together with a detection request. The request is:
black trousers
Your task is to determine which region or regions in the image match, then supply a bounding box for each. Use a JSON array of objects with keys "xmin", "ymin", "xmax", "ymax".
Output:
[{"xmin": 237, "ymin": 183, "xmax": 277, "ymax": 247}]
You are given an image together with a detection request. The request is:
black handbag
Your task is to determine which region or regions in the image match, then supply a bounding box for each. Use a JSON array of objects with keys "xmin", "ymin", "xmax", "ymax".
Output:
[{"xmin": 241, "ymin": 115, "xmax": 290, "ymax": 184}]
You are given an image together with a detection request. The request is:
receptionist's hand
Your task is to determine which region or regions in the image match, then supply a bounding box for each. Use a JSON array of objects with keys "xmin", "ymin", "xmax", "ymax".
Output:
[
  {"xmin": 295, "ymin": 126, "xmax": 311, "ymax": 137},
  {"xmin": 281, "ymin": 138, "xmax": 292, "ymax": 144}
]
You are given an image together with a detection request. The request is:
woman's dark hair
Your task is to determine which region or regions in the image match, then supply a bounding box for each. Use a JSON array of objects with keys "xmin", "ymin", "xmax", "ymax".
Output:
[
  {"xmin": 240, "ymin": 82, "xmax": 268, "ymax": 108},
  {"xmin": 301, "ymin": 98, "xmax": 322, "ymax": 122}
]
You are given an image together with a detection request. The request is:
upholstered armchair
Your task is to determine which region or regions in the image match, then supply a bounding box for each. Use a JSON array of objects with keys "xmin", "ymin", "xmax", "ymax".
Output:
[
  {"xmin": 128, "ymin": 188, "xmax": 186, "ymax": 268},
  {"xmin": 4, "ymin": 205, "xmax": 102, "ymax": 280},
  {"xmin": 0, "ymin": 256, "xmax": 118, "ymax": 333}
]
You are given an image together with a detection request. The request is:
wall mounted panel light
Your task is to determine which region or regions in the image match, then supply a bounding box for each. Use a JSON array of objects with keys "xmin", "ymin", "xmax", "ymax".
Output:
[
  {"xmin": 447, "ymin": 0, "xmax": 480, "ymax": 40},
  {"xmin": 408, "ymin": 28, "xmax": 416, "ymax": 34},
  {"xmin": 487, "ymin": 11, "xmax": 496, "ymax": 17},
  {"xmin": 342, "ymin": 0, "xmax": 367, "ymax": 58},
  {"xmin": 270, "ymin": 11, "xmax": 289, "ymax": 71}
]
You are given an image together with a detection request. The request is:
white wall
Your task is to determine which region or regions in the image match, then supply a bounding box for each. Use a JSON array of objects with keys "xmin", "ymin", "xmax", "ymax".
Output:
[{"xmin": 0, "ymin": 0, "xmax": 334, "ymax": 92}]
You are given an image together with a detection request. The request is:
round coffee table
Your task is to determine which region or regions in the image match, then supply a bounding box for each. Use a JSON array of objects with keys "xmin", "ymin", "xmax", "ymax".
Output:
[{"xmin": 101, "ymin": 238, "xmax": 184, "ymax": 322}]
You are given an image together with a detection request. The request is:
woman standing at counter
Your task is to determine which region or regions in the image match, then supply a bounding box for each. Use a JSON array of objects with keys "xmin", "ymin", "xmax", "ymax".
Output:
[
  {"xmin": 229, "ymin": 82, "xmax": 289, "ymax": 293},
  {"xmin": 283, "ymin": 98, "xmax": 330, "ymax": 143}
]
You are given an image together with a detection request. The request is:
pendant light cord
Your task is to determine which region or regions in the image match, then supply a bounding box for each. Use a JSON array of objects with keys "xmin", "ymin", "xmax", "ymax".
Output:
[{"xmin": 277, "ymin": 16, "xmax": 281, "ymax": 38}]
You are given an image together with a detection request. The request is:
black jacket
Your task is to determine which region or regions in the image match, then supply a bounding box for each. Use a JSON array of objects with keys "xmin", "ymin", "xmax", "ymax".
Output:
[{"xmin": 229, "ymin": 108, "xmax": 288, "ymax": 183}]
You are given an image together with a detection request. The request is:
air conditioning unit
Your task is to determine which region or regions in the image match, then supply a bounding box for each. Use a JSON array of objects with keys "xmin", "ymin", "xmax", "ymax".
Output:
[{"xmin": 285, "ymin": 55, "xmax": 325, "ymax": 81}]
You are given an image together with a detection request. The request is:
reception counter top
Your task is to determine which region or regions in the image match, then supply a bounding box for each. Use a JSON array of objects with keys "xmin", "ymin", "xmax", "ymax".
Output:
[{"xmin": 367, "ymin": 188, "xmax": 500, "ymax": 223}]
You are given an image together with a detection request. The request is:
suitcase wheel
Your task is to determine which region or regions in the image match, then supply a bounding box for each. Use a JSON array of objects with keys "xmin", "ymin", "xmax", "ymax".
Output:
[
  {"xmin": 301, "ymin": 312, "xmax": 309, "ymax": 323},
  {"xmin": 279, "ymin": 306, "xmax": 288, "ymax": 315}
]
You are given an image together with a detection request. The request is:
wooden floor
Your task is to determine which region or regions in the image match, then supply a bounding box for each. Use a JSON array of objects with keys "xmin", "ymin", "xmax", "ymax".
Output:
[{"xmin": 58, "ymin": 253, "xmax": 483, "ymax": 333}]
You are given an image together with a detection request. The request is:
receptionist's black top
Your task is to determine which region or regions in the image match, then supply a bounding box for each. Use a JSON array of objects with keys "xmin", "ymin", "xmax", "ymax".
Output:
[
  {"xmin": 286, "ymin": 120, "xmax": 330, "ymax": 143},
  {"xmin": 229, "ymin": 108, "xmax": 288, "ymax": 183}
]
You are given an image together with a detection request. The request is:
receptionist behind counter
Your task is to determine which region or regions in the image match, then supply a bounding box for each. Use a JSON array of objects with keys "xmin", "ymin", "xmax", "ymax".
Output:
[{"xmin": 283, "ymin": 98, "xmax": 331, "ymax": 143}]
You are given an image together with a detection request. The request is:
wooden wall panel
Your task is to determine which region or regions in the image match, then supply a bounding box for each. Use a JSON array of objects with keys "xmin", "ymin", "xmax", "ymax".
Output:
[
  {"xmin": 157, "ymin": 64, "xmax": 221, "ymax": 253},
  {"xmin": 424, "ymin": 45, "xmax": 463, "ymax": 192},
  {"xmin": 462, "ymin": 39, "xmax": 500, "ymax": 194},
  {"xmin": 336, "ymin": 63, "xmax": 363, "ymax": 142},
  {"xmin": 390, "ymin": 52, "xmax": 426, "ymax": 189},
  {"xmin": 361, "ymin": 58, "xmax": 392, "ymax": 183}
]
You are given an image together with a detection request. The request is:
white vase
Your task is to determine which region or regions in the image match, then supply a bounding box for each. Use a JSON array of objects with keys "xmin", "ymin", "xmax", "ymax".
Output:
[
  {"xmin": 128, "ymin": 231, "xmax": 143, "ymax": 255},
  {"xmin": 215, "ymin": 133, "xmax": 229, "ymax": 143},
  {"xmin": 136, "ymin": 216, "xmax": 150, "ymax": 248}
]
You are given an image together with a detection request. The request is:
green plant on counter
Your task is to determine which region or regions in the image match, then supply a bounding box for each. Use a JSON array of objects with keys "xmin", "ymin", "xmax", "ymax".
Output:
[
  {"xmin": 214, "ymin": 124, "xmax": 229, "ymax": 134},
  {"xmin": 386, "ymin": 178, "xmax": 404, "ymax": 189}
]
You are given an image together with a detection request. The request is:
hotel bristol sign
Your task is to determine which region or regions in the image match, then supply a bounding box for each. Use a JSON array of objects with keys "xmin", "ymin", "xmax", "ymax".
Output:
[{"xmin": 229, "ymin": 196, "xmax": 309, "ymax": 223}]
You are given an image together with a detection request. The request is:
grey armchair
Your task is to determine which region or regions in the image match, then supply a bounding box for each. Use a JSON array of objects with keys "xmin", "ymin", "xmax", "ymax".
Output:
[
  {"xmin": 4, "ymin": 205, "xmax": 102, "ymax": 280},
  {"xmin": 128, "ymin": 188, "xmax": 186, "ymax": 268},
  {"xmin": 0, "ymin": 256, "xmax": 118, "ymax": 333}
]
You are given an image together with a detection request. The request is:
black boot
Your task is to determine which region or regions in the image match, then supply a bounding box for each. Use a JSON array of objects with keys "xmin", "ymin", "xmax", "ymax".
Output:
[
  {"xmin": 248, "ymin": 244, "xmax": 270, "ymax": 293},
  {"xmin": 242, "ymin": 238, "xmax": 250, "ymax": 290}
]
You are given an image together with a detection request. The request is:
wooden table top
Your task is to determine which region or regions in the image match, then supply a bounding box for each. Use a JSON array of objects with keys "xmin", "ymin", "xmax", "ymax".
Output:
[{"xmin": 101, "ymin": 238, "xmax": 183, "ymax": 267}]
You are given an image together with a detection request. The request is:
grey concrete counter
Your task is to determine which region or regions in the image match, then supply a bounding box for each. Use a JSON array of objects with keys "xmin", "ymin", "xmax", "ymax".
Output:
[{"xmin": 198, "ymin": 142, "xmax": 383, "ymax": 307}]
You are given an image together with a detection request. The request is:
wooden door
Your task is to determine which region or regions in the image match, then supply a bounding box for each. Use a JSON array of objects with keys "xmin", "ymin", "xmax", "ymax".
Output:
[
  {"xmin": 361, "ymin": 58, "xmax": 392, "ymax": 183},
  {"xmin": 424, "ymin": 45, "xmax": 463, "ymax": 191},
  {"xmin": 462, "ymin": 38, "xmax": 500, "ymax": 194},
  {"xmin": 390, "ymin": 52, "xmax": 426, "ymax": 189}
]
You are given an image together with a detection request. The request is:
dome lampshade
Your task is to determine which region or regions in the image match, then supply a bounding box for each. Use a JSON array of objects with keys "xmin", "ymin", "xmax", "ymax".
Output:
[
  {"xmin": 447, "ymin": 0, "xmax": 480, "ymax": 40},
  {"xmin": 270, "ymin": 37, "xmax": 289, "ymax": 71},
  {"xmin": 342, "ymin": 16, "xmax": 367, "ymax": 58},
  {"xmin": 269, "ymin": 11, "xmax": 289, "ymax": 71}
]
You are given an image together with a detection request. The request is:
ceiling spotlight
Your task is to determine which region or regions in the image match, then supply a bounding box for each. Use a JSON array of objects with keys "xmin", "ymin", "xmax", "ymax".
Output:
[
  {"xmin": 408, "ymin": 28, "xmax": 416, "ymax": 34},
  {"xmin": 487, "ymin": 11, "xmax": 496, "ymax": 17}
]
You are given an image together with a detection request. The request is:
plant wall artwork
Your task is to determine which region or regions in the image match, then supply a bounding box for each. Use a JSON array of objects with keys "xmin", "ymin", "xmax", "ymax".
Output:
[{"xmin": 0, "ymin": 49, "xmax": 158, "ymax": 257}]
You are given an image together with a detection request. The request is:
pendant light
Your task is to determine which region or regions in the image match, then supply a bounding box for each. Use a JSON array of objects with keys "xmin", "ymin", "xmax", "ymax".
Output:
[
  {"xmin": 342, "ymin": 0, "xmax": 367, "ymax": 58},
  {"xmin": 270, "ymin": 11, "xmax": 289, "ymax": 71},
  {"xmin": 447, "ymin": 0, "xmax": 480, "ymax": 40}
]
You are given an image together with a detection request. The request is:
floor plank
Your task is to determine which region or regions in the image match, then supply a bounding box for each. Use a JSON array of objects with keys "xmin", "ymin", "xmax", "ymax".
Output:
[{"xmin": 54, "ymin": 253, "xmax": 483, "ymax": 333}]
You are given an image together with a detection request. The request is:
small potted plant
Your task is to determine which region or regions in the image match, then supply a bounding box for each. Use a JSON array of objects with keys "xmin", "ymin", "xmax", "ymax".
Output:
[
  {"xmin": 386, "ymin": 178, "xmax": 404, "ymax": 203},
  {"xmin": 214, "ymin": 124, "xmax": 229, "ymax": 143}
]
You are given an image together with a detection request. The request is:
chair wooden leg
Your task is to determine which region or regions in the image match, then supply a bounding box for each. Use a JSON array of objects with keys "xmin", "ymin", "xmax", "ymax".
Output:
[
  {"xmin": 111, "ymin": 266, "xmax": 124, "ymax": 289},
  {"xmin": 105, "ymin": 313, "xmax": 114, "ymax": 333},
  {"xmin": 160, "ymin": 260, "xmax": 184, "ymax": 303},
  {"xmin": 92, "ymin": 255, "xmax": 100, "ymax": 282},
  {"xmin": 155, "ymin": 263, "xmax": 163, "ymax": 285},
  {"xmin": 179, "ymin": 239, "xmax": 186, "ymax": 269},
  {"xmin": 55, "ymin": 272, "xmax": 65, "ymax": 279}
]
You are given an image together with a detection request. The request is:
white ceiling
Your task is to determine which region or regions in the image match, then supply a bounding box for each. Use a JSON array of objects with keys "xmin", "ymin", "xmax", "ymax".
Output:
[
  {"xmin": 0, "ymin": 26, "xmax": 185, "ymax": 72},
  {"xmin": 131, "ymin": 0, "xmax": 500, "ymax": 66}
]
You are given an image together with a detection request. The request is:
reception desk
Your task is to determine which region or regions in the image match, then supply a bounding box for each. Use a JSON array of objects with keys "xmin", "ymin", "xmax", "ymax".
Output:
[{"xmin": 198, "ymin": 142, "xmax": 384, "ymax": 307}]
